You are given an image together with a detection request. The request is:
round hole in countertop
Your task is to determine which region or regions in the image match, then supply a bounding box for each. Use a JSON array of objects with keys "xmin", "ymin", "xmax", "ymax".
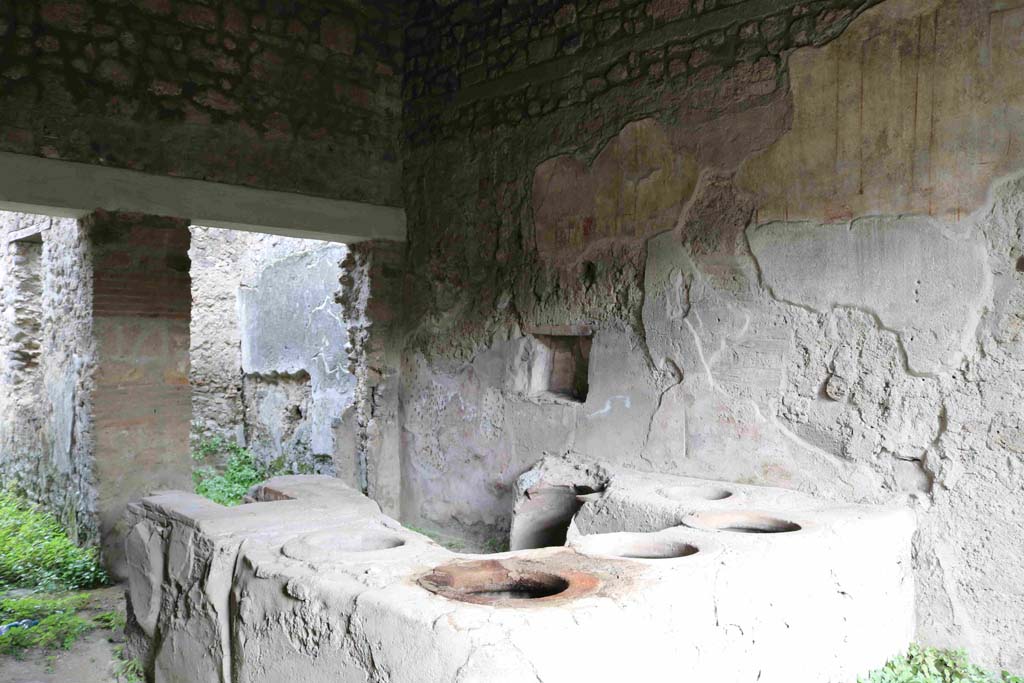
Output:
[
  {"xmin": 332, "ymin": 534, "xmax": 406, "ymax": 552},
  {"xmin": 418, "ymin": 559, "xmax": 598, "ymax": 606},
  {"xmin": 463, "ymin": 574, "xmax": 570, "ymax": 601},
  {"xmin": 280, "ymin": 530, "xmax": 407, "ymax": 563},
  {"xmin": 659, "ymin": 484, "xmax": 733, "ymax": 502},
  {"xmin": 577, "ymin": 533, "xmax": 700, "ymax": 560},
  {"xmin": 684, "ymin": 511, "xmax": 801, "ymax": 534}
]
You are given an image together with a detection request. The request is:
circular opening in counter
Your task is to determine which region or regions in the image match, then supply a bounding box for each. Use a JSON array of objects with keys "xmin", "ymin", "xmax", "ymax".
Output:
[
  {"xmin": 578, "ymin": 534, "xmax": 700, "ymax": 560},
  {"xmin": 659, "ymin": 484, "xmax": 733, "ymax": 502},
  {"xmin": 281, "ymin": 530, "xmax": 407, "ymax": 563},
  {"xmin": 418, "ymin": 559, "xmax": 597, "ymax": 606},
  {"xmin": 684, "ymin": 511, "xmax": 801, "ymax": 534},
  {"xmin": 333, "ymin": 534, "xmax": 406, "ymax": 552},
  {"xmin": 465, "ymin": 574, "xmax": 569, "ymax": 601}
]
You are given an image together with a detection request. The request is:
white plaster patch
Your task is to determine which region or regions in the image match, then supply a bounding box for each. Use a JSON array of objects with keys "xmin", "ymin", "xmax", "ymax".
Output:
[
  {"xmin": 748, "ymin": 215, "xmax": 991, "ymax": 375},
  {"xmin": 586, "ymin": 394, "xmax": 631, "ymax": 418}
]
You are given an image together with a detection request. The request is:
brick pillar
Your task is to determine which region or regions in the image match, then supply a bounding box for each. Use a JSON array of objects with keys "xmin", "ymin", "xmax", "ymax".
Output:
[{"xmin": 88, "ymin": 211, "xmax": 192, "ymax": 577}]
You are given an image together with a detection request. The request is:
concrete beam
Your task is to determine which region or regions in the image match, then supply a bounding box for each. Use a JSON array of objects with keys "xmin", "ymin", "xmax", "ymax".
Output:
[
  {"xmin": 4, "ymin": 223, "xmax": 46, "ymax": 244},
  {"xmin": 0, "ymin": 152, "xmax": 405, "ymax": 243}
]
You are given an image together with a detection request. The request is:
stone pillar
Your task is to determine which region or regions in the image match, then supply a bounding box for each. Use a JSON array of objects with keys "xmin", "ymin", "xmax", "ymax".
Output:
[
  {"xmin": 88, "ymin": 211, "xmax": 192, "ymax": 576},
  {"xmin": 0, "ymin": 211, "xmax": 99, "ymax": 548},
  {"xmin": 0, "ymin": 229, "xmax": 45, "ymax": 473},
  {"xmin": 338, "ymin": 239, "xmax": 405, "ymax": 518}
]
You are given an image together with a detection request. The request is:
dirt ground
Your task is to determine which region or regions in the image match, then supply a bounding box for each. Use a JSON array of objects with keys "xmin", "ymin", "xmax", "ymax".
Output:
[{"xmin": 0, "ymin": 585, "xmax": 127, "ymax": 683}]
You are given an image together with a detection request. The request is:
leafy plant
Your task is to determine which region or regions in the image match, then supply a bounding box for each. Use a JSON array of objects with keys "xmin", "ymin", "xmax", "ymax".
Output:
[
  {"xmin": 191, "ymin": 437, "xmax": 311, "ymax": 506},
  {"xmin": 861, "ymin": 645, "xmax": 1022, "ymax": 683},
  {"xmin": 0, "ymin": 594, "xmax": 93, "ymax": 656},
  {"xmin": 191, "ymin": 435, "xmax": 225, "ymax": 461},
  {"xmin": 0, "ymin": 491, "xmax": 108, "ymax": 591},
  {"xmin": 113, "ymin": 644, "xmax": 145, "ymax": 682}
]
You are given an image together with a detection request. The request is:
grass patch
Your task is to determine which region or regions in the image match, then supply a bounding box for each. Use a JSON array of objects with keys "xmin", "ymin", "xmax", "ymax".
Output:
[
  {"xmin": 0, "ymin": 593, "xmax": 130, "ymax": 664},
  {"xmin": 93, "ymin": 609, "xmax": 126, "ymax": 631},
  {"xmin": 0, "ymin": 594, "xmax": 93, "ymax": 656},
  {"xmin": 0, "ymin": 594, "xmax": 90, "ymax": 622},
  {"xmin": 862, "ymin": 645, "xmax": 1022, "ymax": 683},
  {"xmin": 191, "ymin": 437, "xmax": 312, "ymax": 506},
  {"xmin": 0, "ymin": 491, "xmax": 108, "ymax": 591}
]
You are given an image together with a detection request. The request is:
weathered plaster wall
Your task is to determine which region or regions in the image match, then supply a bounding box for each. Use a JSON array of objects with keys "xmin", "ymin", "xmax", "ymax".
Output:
[
  {"xmin": 0, "ymin": 210, "xmax": 99, "ymax": 547},
  {"xmin": 90, "ymin": 211, "xmax": 192, "ymax": 575},
  {"xmin": 400, "ymin": 0, "xmax": 882, "ymax": 547},
  {"xmin": 0, "ymin": 221, "xmax": 45, "ymax": 478},
  {"xmin": 189, "ymin": 228, "xmax": 360, "ymax": 485},
  {"xmin": 337, "ymin": 239, "xmax": 405, "ymax": 516},
  {"xmin": 401, "ymin": 0, "xmax": 1024, "ymax": 668},
  {"xmin": 737, "ymin": 0, "xmax": 1024, "ymax": 223},
  {"xmin": 0, "ymin": 0, "xmax": 403, "ymax": 205}
]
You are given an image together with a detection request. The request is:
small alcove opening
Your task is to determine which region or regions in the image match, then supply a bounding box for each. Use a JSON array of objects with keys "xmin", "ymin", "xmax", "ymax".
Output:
[{"xmin": 525, "ymin": 326, "xmax": 593, "ymax": 403}]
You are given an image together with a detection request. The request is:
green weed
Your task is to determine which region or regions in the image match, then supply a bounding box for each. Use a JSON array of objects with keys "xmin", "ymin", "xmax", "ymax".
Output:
[
  {"xmin": 0, "ymin": 491, "xmax": 108, "ymax": 591},
  {"xmin": 112, "ymin": 645, "xmax": 144, "ymax": 683},
  {"xmin": 861, "ymin": 645, "xmax": 1022, "ymax": 683},
  {"xmin": 0, "ymin": 594, "xmax": 90, "ymax": 622},
  {"xmin": 93, "ymin": 609, "xmax": 126, "ymax": 631},
  {"xmin": 483, "ymin": 537, "xmax": 508, "ymax": 553},
  {"xmin": 191, "ymin": 437, "xmax": 311, "ymax": 506},
  {"xmin": 0, "ymin": 594, "xmax": 92, "ymax": 656}
]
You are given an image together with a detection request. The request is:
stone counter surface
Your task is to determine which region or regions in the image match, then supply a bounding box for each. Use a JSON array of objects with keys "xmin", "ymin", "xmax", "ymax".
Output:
[{"xmin": 124, "ymin": 466, "xmax": 913, "ymax": 682}]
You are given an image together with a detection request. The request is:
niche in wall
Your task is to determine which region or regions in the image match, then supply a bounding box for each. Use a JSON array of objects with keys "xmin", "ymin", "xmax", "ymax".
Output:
[{"xmin": 524, "ymin": 326, "xmax": 592, "ymax": 403}]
